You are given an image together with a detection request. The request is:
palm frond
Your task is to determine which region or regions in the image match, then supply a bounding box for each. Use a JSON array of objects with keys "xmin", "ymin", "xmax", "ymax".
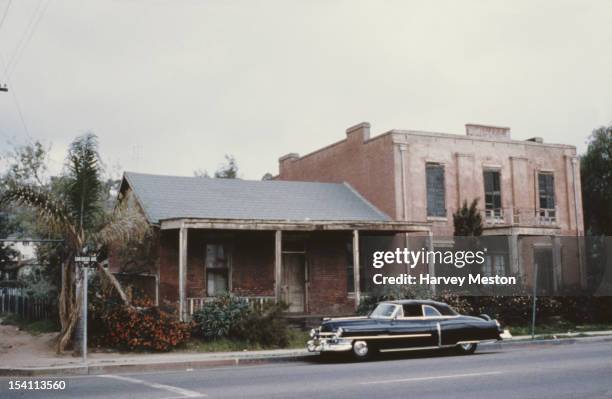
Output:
[
  {"xmin": 0, "ymin": 183, "xmax": 79, "ymax": 244},
  {"xmin": 89, "ymin": 205, "xmax": 150, "ymax": 248}
]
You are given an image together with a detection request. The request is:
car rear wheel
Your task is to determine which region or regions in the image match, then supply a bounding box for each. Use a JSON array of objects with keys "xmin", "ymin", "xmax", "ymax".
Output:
[
  {"xmin": 352, "ymin": 340, "xmax": 371, "ymax": 361},
  {"xmin": 455, "ymin": 342, "xmax": 477, "ymax": 355}
]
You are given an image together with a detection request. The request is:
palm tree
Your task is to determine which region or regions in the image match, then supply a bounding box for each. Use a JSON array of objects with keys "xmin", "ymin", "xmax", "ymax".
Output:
[{"xmin": 0, "ymin": 134, "xmax": 148, "ymax": 353}]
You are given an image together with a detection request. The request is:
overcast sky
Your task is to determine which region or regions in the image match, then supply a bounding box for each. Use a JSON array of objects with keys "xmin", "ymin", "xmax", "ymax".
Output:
[{"xmin": 0, "ymin": 0, "xmax": 611, "ymax": 180}]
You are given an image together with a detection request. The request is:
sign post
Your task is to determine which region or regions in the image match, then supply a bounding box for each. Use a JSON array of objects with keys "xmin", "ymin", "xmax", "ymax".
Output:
[{"xmin": 74, "ymin": 256, "xmax": 96, "ymax": 363}]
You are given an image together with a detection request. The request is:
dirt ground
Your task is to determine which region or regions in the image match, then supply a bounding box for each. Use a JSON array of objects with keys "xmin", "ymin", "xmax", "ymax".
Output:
[{"xmin": 0, "ymin": 323, "xmax": 75, "ymax": 368}]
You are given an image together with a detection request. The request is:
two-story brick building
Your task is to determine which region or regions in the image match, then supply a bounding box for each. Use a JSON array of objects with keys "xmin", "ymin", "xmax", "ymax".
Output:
[{"xmin": 278, "ymin": 122, "xmax": 585, "ymax": 294}]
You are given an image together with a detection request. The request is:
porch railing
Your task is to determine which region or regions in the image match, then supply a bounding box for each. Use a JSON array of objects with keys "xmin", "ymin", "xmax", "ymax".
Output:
[{"xmin": 186, "ymin": 296, "xmax": 275, "ymax": 317}]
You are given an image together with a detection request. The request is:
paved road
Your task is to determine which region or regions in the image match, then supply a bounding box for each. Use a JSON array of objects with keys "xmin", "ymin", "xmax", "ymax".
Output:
[{"xmin": 1, "ymin": 340, "xmax": 611, "ymax": 398}]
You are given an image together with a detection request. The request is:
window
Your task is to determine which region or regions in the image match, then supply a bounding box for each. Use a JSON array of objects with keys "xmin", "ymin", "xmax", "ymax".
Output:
[
  {"xmin": 426, "ymin": 163, "xmax": 446, "ymax": 217},
  {"xmin": 483, "ymin": 170, "xmax": 502, "ymax": 219},
  {"xmin": 205, "ymin": 244, "xmax": 229, "ymax": 296},
  {"xmin": 483, "ymin": 254, "xmax": 506, "ymax": 277},
  {"xmin": 538, "ymin": 172, "xmax": 556, "ymax": 223},
  {"xmin": 435, "ymin": 304, "xmax": 458, "ymax": 316},
  {"xmin": 370, "ymin": 303, "xmax": 398, "ymax": 318},
  {"xmin": 538, "ymin": 173, "xmax": 555, "ymax": 210},
  {"xmin": 423, "ymin": 305, "xmax": 442, "ymax": 317},
  {"xmin": 402, "ymin": 304, "xmax": 423, "ymax": 317}
]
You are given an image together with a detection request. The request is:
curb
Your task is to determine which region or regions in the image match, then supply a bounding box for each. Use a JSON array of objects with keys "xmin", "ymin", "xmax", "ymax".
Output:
[
  {"xmin": 1, "ymin": 335, "xmax": 610, "ymax": 377},
  {"xmin": 0, "ymin": 352, "xmax": 315, "ymax": 377},
  {"xmin": 481, "ymin": 334, "xmax": 612, "ymax": 349}
]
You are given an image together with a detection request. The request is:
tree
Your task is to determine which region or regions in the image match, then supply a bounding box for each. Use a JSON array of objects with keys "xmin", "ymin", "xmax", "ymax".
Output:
[
  {"xmin": 581, "ymin": 125, "xmax": 612, "ymax": 235},
  {"xmin": 194, "ymin": 154, "xmax": 239, "ymax": 179},
  {"xmin": 0, "ymin": 140, "xmax": 49, "ymax": 279},
  {"xmin": 214, "ymin": 154, "xmax": 238, "ymax": 179},
  {"xmin": 453, "ymin": 199, "xmax": 483, "ymax": 236},
  {"xmin": 0, "ymin": 134, "xmax": 148, "ymax": 353}
]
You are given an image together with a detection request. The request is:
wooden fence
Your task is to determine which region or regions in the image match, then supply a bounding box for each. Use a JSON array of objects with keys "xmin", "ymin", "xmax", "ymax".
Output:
[{"xmin": 0, "ymin": 288, "xmax": 55, "ymax": 321}]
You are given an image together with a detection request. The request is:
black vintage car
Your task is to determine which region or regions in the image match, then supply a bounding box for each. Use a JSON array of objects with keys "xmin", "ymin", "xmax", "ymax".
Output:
[{"xmin": 307, "ymin": 299, "xmax": 511, "ymax": 360}]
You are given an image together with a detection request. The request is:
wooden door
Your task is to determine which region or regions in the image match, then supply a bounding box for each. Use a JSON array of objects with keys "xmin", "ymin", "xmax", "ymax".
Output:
[{"xmin": 282, "ymin": 253, "xmax": 306, "ymax": 313}]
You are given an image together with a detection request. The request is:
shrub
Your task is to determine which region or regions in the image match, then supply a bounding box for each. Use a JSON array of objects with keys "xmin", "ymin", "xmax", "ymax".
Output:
[
  {"xmin": 191, "ymin": 293, "xmax": 250, "ymax": 339},
  {"xmin": 233, "ymin": 302, "xmax": 290, "ymax": 348},
  {"xmin": 94, "ymin": 299, "xmax": 191, "ymax": 352}
]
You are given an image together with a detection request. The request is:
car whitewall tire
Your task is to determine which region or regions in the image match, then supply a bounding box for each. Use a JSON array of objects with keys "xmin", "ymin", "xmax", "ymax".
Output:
[
  {"xmin": 352, "ymin": 340, "xmax": 370, "ymax": 361},
  {"xmin": 456, "ymin": 343, "xmax": 477, "ymax": 355}
]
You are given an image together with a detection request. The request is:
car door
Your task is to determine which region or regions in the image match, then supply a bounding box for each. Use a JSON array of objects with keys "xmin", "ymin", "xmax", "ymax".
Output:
[{"xmin": 383, "ymin": 304, "xmax": 438, "ymax": 350}]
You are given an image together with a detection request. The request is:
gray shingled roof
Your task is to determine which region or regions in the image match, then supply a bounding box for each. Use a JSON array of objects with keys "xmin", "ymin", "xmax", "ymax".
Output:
[{"xmin": 123, "ymin": 172, "xmax": 390, "ymax": 224}]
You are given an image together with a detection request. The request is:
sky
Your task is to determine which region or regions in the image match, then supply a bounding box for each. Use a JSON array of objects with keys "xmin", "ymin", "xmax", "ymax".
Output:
[{"xmin": 0, "ymin": 0, "xmax": 611, "ymax": 180}]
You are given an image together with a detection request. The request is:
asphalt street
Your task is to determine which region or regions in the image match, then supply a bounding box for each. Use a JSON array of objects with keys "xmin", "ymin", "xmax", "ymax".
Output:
[{"xmin": 1, "ymin": 340, "xmax": 611, "ymax": 398}]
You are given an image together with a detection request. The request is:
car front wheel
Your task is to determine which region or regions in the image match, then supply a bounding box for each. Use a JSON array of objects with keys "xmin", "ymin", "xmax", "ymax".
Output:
[
  {"xmin": 352, "ymin": 340, "xmax": 371, "ymax": 361},
  {"xmin": 455, "ymin": 342, "xmax": 477, "ymax": 355}
]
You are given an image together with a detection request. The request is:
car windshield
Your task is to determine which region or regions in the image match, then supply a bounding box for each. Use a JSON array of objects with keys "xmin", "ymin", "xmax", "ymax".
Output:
[{"xmin": 370, "ymin": 303, "xmax": 398, "ymax": 318}]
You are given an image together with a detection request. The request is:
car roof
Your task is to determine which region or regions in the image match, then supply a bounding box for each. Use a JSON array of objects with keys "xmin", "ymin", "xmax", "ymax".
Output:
[{"xmin": 383, "ymin": 299, "xmax": 450, "ymax": 307}]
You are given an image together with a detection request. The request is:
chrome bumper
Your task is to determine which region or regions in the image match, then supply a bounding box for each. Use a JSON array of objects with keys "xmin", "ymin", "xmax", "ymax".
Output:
[{"xmin": 307, "ymin": 338, "xmax": 353, "ymax": 352}]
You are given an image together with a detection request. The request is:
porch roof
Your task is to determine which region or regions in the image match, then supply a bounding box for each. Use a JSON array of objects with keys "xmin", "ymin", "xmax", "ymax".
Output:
[
  {"xmin": 123, "ymin": 172, "xmax": 418, "ymax": 230},
  {"xmin": 159, "ymin": 218, "xmax": 430, "ymax": 232}
]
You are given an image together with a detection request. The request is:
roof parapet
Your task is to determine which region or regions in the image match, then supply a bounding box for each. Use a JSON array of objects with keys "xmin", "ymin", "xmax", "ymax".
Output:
[
  {"xmin": 346, "ymin": 122, "xmax": 371, "ymax": 142},
  {"xmin": 465, "ymin": 123, "xmax": 511, "ymax": 140}
]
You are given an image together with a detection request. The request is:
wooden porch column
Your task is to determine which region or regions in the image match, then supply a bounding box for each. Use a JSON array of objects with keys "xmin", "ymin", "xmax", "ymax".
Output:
[
  {"xmin": 352, "ymin": 229, "xmax": 360, "ymax": 310},
  {"xmin": 179, "ymin": 226, "xmax": 188, "ymax": 321},
  {"xmin": 427, "ymin": 230, "xmax": 436, "ymax": 295},
  {"xmin": 274, "ymin": 230, "xmax": 282, "ymax": 303}
]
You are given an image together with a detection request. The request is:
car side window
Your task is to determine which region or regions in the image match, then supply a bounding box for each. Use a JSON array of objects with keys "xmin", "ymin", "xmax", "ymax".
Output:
[
  {"xmin": 423, "ymin": 305, "xmax": 442, "ymax": 317},
  {"xmin": 402, "ymin": 304, "xmax": 423, "ymax": 317}
]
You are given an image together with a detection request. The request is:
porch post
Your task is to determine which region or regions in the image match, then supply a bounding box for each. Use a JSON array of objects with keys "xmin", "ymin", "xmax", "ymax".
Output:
[
  {"xmin": 508, "ymin": 233, "xmax": 520, "ymax": 275},
  {"xmin": 352, "ymin": 230, "xmax": 361, "ymax": 310},
  {"xmin": 274, "ymin": 230, "xmax": 282, "ymax": 303},
  {"xmin": 179, "ymin": 225, "xmax": 188, "ymax": 321},
  {"xmin": 427, "ymin": 230, "xmax": 436, "ymax": 295}
]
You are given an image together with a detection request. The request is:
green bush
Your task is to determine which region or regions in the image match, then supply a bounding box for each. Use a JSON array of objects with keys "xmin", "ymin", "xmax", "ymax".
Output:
[
  {"xmin": 233, "ymin": 302, "xmax": 290, "ymax": 348},
  {"xmin": 191, "ymin": 293, "xmax": 250, "ymax": 339}
]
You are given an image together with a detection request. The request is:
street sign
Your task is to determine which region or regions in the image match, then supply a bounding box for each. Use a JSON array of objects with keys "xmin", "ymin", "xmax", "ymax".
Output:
[{"xmin": 74, "ymin": 256, "xmax": 97, "ymax": 263}]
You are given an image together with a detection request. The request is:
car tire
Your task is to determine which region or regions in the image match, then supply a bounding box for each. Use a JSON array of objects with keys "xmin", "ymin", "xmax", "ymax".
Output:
[
  {"xmin": 351, "ymin": 340, "xmax": 372, "ymax": 361},
  {"xmin": 455, "ymin": 343, "xmax": 478, "ymax": 355}
]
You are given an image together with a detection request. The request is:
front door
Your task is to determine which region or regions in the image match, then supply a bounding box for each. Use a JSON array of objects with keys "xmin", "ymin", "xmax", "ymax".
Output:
[
  {"xmin": 282, "ymin": 253, "xmax": 306, "ymax": 313},
  {"xmin": 534, "ymin": 248, "xmax": 554, "ymax": 294}
]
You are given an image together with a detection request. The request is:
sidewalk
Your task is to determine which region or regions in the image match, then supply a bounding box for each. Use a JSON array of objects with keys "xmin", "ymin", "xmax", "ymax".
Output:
[{"xmin": 2, "ymin": 330, "xmax": 611, "ymax": 377}]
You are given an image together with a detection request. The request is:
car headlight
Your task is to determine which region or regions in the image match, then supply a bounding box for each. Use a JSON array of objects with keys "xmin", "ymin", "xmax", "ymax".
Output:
[
  {"xmin": 309, "ymin": 328, "xmax": 317, "ymax": 338},
  {"xmin": 335, "ymin": 327, "xmax": 344, "ymax": 338}
]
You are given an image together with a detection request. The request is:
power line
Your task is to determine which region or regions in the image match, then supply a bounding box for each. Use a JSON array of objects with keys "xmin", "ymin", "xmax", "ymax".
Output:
[
  {"xmin": 0, "ymin": 0, "xmax": 12, "ymax": 35},
  {"xmin": 0, "ymin": 51, "xmax": 31, "ymax": 139},
  {"xmin": 5, "ymin": 0, "xmax": 49, "ymax": 79},
  {"xmin": 0, "ymin": 0, "xmax": 12, "ymax": 91}
]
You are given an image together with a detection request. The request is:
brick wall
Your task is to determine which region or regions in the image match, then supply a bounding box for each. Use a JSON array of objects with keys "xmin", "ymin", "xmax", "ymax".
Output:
[{"xmin": 306, "ymin": 232, "xmax": 353, "ymax": 315}]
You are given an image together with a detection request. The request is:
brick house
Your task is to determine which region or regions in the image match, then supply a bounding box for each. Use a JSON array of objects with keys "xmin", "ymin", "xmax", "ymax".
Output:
[
  {"xmin": 277, "ymin": 122, "xmax": 586, "ymax": 293},
  {"xmin": 113, "ymin": 172, "xmax": 427, "ymax": 320}
]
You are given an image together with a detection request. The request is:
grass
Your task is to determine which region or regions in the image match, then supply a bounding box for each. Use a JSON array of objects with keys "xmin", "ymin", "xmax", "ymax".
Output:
[
  {"xmin": 182, "ymin": 328, "xmax": 310, "ymax": 353},
  {"xmin": 509, "ymin": 322, "xmax": 612, "ymax": 336},
  {"xmin": 0, "ymin": 312, "xmax": 60, "ymax": 336}
]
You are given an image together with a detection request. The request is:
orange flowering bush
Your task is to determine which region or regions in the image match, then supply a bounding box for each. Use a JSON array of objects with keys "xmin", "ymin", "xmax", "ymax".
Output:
[{"xmin": 95, "ymin": 299, "xmax": 191, "ymax": 352}]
